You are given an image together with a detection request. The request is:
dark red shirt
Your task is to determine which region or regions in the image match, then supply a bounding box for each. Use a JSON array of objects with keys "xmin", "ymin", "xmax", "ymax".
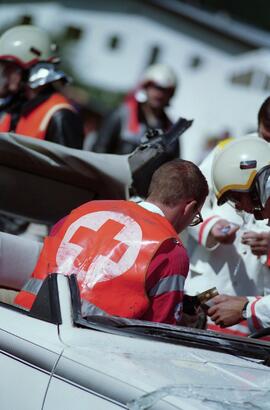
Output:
[{"xmin": 142, "ymin": 239, "xmax": 189, "ymax": 325}]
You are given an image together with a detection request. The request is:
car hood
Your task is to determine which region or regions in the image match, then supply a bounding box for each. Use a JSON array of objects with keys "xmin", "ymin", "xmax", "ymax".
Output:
[{"xmin": 59, "ymin": 325, "xmax": 270, "ymax": 410}]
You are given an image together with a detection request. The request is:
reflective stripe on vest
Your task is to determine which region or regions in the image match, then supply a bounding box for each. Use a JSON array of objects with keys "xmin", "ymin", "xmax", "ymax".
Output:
[
  {"xmin": 15, "ymin": 200, "xmax": 180, "ymax": 318},
  {"xmin": 81, "ymin": 299, "xmax": 110, "ymax": 317},
  {"xmin": 14, "ymin": 278, "xmax": 44, "ymax": 310},
  {"xmin": 149, "ymin": 274, "xmax": 185, "ymax": 297},
  {"xmin": 15, "ymin": 93, "xmax": 74, "ymax": 140}
]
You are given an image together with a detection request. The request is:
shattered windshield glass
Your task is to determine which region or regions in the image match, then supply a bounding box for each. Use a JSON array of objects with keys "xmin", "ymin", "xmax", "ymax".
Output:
[{"xmin": 127, "ymin": 385, "xmax": 270, "ymax": 410}]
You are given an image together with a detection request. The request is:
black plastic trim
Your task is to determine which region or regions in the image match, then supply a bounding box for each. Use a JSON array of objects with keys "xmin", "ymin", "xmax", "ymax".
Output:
[{"xmin": 29, "ymin": 273, "xmax": 62, "ymax": 325}]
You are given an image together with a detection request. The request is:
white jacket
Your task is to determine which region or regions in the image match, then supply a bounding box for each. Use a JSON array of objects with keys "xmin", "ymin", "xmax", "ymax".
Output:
[
  {"xmin": 184, "ymin": 143, "xmax": 270, "ymax": 335},
  {"xmin": 246, "ymin": 296, "xmax": 270, "ymax": 332}
]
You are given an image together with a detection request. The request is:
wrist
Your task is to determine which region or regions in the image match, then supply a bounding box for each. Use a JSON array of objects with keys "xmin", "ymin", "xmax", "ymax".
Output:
[{"xmin": 241, "ymin": 301, "xmax": 249, "ymax": 320}]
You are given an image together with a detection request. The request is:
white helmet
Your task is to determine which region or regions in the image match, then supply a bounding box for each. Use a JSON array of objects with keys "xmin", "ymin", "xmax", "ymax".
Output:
[
  {"xmin": 0, "ymin": 25, "xmax": 58, "ymax": 68},
  {"xmin": 142, "ymin": 64, "xmax": 177, "ymax": 90},
  {"xmin": 212, "ymin": 136, "xmax": 270, "ymax": 217}
]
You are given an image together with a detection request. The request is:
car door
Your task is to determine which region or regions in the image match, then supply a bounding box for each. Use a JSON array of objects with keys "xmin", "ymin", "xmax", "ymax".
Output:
[{"xmin": 0, "ymin": 302, "xmax": 63, "ymax": 410}]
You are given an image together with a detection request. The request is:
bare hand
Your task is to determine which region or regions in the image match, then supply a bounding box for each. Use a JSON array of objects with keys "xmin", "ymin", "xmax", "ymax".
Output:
[
  {"xmin": 241, "ymin": 231, "xmax": 270, "ymax": 256},
  {"xmin": 208, "ymin": 219, "xmax": 240, "ymax": 246},
  {"xmin": 207, "ymin": 295, "xmax": 248, "ymax": 327}
]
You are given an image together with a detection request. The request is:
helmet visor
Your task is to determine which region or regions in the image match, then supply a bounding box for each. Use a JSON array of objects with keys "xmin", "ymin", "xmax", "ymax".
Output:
[
  {"xmin": 255, "ymin": 166, "xmax": 270, "ymax": 208},
  {"xmin": 217, "ymin": 166, "xmax": 270, "ymax": 218},
  {"xmin": 27, "ymin": 62, "xmax": 69, "ymax": 89}
]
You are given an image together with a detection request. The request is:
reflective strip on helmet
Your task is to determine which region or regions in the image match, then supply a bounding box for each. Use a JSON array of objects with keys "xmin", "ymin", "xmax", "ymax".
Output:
[
  {"xmin": 216, "ymin": 170, "xmax": 257, "ymax": 201},
  {"xmin": 81, "ymin": 299, "xmax": 110, "ymax": 318},
  {"xmin": 148, "ymin": 274, "xmax": 185, "ymax": 297},
  {"xmin": 39, "ymin": 103, "xmax": 75, "ymax": 132}
]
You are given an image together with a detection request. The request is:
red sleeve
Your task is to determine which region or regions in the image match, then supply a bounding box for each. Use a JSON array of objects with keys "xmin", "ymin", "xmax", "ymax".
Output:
[{"xmin": 141, "ymin": 239, "xmax": 189, "ymax": 325}]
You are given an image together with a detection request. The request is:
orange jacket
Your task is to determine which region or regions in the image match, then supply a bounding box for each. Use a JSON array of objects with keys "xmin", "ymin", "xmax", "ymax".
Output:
[
  {"xmin": 0, "ymin": 93, "xmax": 74, "ymax": 139},
  {"xmin": 15, "ymin": 200, "xmax": 180, "ymax": 318}
]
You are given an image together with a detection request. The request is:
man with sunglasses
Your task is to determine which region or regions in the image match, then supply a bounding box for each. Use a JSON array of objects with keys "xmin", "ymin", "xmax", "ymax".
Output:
[
  {"xmin": 13, "ymin": 159, "xmax": 208, "ymax": 325},
  {"xmin": 208, "ymin": 136, "xmax": 270, "ymax": 333},
  {"xmin": 93, "ymin": 63, "xmax": 180, "ymax": 159}
]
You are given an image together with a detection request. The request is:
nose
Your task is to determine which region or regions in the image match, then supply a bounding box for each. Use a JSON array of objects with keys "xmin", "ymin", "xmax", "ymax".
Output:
[{"xmin": 8, "ymin": 73, "xmax": 22, "ymax": 93}]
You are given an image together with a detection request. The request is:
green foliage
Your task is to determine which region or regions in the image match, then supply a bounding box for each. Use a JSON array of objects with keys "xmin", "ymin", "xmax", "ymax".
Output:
[{"xmin": 190, "ymin": 0, "xmax": 270, "ymax": 31}]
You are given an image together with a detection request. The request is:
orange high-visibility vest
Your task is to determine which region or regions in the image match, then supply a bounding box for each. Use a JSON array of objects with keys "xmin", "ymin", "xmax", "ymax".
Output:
[
  {"xmin": 125, "ymin": 97, "xmax": 142, "ymax": 134},
  {"xmin": 15, "ymin": 200, "xmax": 180, "ymax": 318},
  {"xmin": 124, "ymin": 96, "xmax": 172, "ymax": 135},
  {"xmin": 0, "ymin": 93, "xmax": 74, "ymax": 139},
  {"xmin": 0, "ymin": 112, "xmax": 12, "ymax": 132}
]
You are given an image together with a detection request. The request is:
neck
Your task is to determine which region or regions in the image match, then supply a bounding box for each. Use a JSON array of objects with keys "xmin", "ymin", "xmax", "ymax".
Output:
[{"xmin": 146, "ymin": 199, "xmax": 178, "ymax": 227}]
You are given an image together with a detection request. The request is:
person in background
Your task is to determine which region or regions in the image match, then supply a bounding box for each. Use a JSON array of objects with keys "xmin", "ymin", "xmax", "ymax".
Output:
[
  {"xmin": 208, "ymin": 136, "xmax": 270, "ymax": 335},
  {"xmin": 13, "ymin": 159, "xmax": 208, "ymax": 324},
  {"xmin": 185, "ymin": 98, "xmax": 270, "ymax": 337},
  {"xmin": 0, "ymin": 56, "xmax": 28, "ymax": 235},
  {"xmin": 0, "ymin": 24, "xmax": 84, "ymax": 148},
  {"xmin": 0, "ymin": 59, "xmax": 25, "ymax": 121},
  {"xmin": 258, "ymin": 96, "xmax": 270, "ymax": 142},
  {"xmin": 0, "ymin": 25, "xmax": 85, "ymax": 237},
  {"xmin": 92, "ymin": 63, "xmax": 180, "ymax": 159}
]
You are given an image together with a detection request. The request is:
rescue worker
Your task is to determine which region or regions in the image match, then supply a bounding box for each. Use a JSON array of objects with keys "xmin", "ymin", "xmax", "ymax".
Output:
[
  {"xmin": 14, "ymin": 159, "xmax": 208, "ymax": 324},
  {"xmin": 0, "ymin": 24, "xmax": 84, "ymax": 148},
  {"xmin": 208, "ymin": 136, "xmax": 270, "ymax": 333},
  {"xmin": 184, "ymin": 138, "xmax": 270, "ymax": 336},
  {"xmin": 0, "ymin": 58, "xmax": 28, "ymax": 234},
  {"xmin": 185, "ymin": 99, "xmax": 270, "ymax": 337},
  {"xmin": 0, "ymin": 25, "xmax": 84, "ymax": 237},
  {"xmin": 92, "ymin": 63, "xmax": 180, "ymax": 158}
]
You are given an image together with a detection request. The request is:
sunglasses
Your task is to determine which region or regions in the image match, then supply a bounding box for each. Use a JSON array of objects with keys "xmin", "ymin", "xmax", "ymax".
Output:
[{"xmin": 189, "ymin": 211, "xmax": 203, "ymax": 227}]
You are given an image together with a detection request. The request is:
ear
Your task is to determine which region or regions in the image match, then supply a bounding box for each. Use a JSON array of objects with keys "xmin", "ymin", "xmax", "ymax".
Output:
[{"xmin": 183, "ymin": 200, "xmax": 197, "ymax": 218}]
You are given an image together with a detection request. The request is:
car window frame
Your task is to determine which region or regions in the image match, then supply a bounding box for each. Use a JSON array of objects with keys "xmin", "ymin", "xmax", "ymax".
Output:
[{"xmin": 67, "ymin": 274, "xmax": 270, "ymax": 367}]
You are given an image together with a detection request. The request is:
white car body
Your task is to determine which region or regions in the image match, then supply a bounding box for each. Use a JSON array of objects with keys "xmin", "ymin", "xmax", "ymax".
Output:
[{"xmin": 1, "ymin": 273, "xmax": 270, "ymax": 410}]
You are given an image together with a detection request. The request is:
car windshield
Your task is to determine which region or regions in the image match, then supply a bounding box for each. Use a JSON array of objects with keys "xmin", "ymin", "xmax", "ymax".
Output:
[
  {"xmin": 66, "ymin": 312, "xmax": 270, "ymax": 370},
  {"xmin": 127, "ymin": 384, "xmax": 270, "ymax": 410},
  {"xmin": 52, "ymin": 273, "xmax": 266, "ymax": 367}
]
